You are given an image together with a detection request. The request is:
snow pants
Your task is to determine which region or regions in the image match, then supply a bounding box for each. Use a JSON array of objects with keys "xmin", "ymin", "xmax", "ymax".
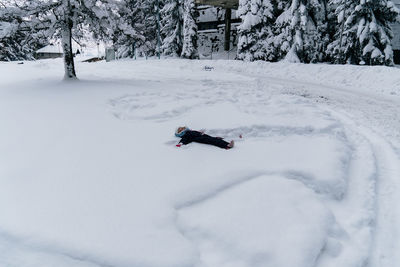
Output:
[{"xmin": 192, "ymin": 134, "xmax": 229, "ymax": 149}]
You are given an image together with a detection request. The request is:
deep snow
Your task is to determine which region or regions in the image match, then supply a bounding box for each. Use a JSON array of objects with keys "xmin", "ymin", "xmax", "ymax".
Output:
[{"xmin": 0, "ymin": 58, "xmax": 399, "ymax": 267}]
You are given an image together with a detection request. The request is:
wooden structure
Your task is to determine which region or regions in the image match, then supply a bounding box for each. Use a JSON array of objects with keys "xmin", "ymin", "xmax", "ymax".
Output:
[
  {"xmin": 196, "ymin": 0, "xmax": 239, "ymax": 51},
  {"xmin": 392, "ymin": 1, "xmax": 400, "ymax": 64},
  {"xmin": 105, "ymin": 48, "xmax": 116, "ymax": 62},
  {"xmin": 195, "ymin": 0, "xmax": 238, "ymax": 9},
  {"xmin": 34, "ymin": 45, "xmax": 63, "ymax": 60}
]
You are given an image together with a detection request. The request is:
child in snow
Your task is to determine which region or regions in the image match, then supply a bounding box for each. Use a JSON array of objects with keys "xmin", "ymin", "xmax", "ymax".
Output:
[{"xmin": 175, "ymin": 126, "xmax": 234, "ymax": 149}]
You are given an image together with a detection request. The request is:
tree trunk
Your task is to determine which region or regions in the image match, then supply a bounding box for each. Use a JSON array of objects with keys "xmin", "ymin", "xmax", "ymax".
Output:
[
  {"xmin": 61, "ymin": 1, "xmax": 76, "ymax": 79},
  {"xmin": 224, "ymin": 8, "xmax": 231, "ymax": 51}
]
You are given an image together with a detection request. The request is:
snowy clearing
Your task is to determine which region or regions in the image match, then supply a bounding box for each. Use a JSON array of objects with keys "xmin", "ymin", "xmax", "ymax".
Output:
[{"xmin": 0, "ymin": 58, "xmax": 399, "ymax": 267}]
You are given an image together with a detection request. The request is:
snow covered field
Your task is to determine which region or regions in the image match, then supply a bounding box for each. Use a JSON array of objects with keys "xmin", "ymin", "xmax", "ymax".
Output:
[{"xmin": 0, "ymin": 58, "xmax": 400, "ymax": 267}]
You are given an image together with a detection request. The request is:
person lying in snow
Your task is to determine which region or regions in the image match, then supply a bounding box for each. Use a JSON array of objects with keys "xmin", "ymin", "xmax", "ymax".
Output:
[{"xmin": 175, "ymin": 126, "xmax": 234, "ymax": 149}]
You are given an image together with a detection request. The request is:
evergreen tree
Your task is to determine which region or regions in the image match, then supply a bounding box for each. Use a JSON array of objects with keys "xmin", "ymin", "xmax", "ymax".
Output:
[
  {"xmin": 274, "ymin": 0, "xmax": 329, "ymax": 63},
  {"xmin": 181, "ymin": 0, "xmax": 199, "ymax": 59},
  {"xmin": 111, "ymin": 0, "xmax": 148, "ymax": 58},
  {"xmin": 0, "ymin": 4, "xmax": 47, "ymax": 61},
  {"xmin": 3, "ymin": 0, "xmax": 115, "ymax": 79},
  {"xmin": 143, "ymin": 0, "xmax": 162, "ymax": 57},
  {"xmin": 328, "ymin": 0, "xmax": 399, "ymax": 65},
  {"xmin": 161, "ymin": 0, "xmax": 183, "ymax": 56},
  {"xmin": 237, "ymin": 0, "xmax": 276, "ymax": 61}
]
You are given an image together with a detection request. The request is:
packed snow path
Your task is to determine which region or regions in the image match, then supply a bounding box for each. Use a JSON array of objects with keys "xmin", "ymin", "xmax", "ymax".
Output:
[{"xmin": 0, "ymin": 59, "xmax": 399, "ymax": 267}]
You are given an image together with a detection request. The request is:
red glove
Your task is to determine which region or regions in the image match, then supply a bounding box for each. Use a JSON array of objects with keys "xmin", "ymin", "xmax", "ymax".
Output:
[{"xmin": 176, "ymin": 144, "xmax": 182, "ymax": 147}]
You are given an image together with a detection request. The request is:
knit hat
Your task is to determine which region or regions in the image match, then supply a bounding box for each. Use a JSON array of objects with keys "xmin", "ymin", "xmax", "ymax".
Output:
[{"xmin": 175, "ymin": 126, "xmax": 189, "ymax": 137}]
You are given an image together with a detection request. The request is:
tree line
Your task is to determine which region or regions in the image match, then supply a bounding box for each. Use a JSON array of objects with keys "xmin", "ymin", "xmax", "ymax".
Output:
[
  {"xmin": 237, "ymin": 0, "xmax": 399, "ymax": 66},
  {"xmin": 0, "ymin": 0, "xmax": 398, "ymax": 79}
]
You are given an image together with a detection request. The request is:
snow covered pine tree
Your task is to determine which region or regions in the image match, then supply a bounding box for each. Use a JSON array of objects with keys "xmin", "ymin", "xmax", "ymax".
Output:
[
  {"xmin": 328, "ymin": 0, "xmax": 399, "ymax": 65},
  {"xmin": 273, "ymin": 0, "xmax": 329, "ymax": 63},
  {"xmin": 110, "ymin": 0, "xmax": 148, "ymax": 58},
  {"xmin": 6, "ymin": 0, "xmax": 113, "ymax": 79},
  {"xmin": 181, "ymin": 0, "xmax": 199, "ymax": 59},
  {"xmin": 237, "ymin": 0, "xmax": 276, "ymax": 61},
  {"xmin": 0, "ymin": 3, "xmax": 48, "ymax": 61},
  {"xmin": 161, "ymin": 0, "xmax": 184, "ymax": 56}
]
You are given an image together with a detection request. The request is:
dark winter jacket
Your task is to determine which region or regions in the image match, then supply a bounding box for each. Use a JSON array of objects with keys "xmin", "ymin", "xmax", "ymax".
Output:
[{"xmin": 179, "ymin": 130, "xmax": 229, "ymax": 149}]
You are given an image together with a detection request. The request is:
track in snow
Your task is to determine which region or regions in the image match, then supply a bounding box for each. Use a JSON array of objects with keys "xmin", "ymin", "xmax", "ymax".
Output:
[{"xmin": 248, "ymin": 73, "xmax": 400, "ymax": 267}]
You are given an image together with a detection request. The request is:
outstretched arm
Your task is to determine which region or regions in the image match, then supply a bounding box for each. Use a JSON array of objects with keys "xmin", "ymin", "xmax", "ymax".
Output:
[
  {"xmin": 175, "ymin": 131, "xmax": 199, "ymax": 147},
  {"xmin": 176, "ymin": 135, "xmax": 193, "ymax": 147},
  {"xmin": 179, "ymin": 135, "xmax": 193, "ymax": 145}
]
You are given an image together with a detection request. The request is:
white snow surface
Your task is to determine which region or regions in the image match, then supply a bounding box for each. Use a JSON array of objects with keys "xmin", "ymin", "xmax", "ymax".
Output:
[{"xmin": 0, "ymin": 58, "xmax": 400, "ymax": 267}]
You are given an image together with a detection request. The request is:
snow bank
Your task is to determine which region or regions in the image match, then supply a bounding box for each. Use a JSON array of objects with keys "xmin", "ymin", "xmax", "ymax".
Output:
[{"xmin": 176, "ymin": 59, "xmax": 400, "ymax": 98}]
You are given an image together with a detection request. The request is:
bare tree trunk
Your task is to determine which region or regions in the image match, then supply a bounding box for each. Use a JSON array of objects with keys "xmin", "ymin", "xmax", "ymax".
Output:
[{"xmin": 61, "ymin": 0, "xmax": 76, "ymax": 79}]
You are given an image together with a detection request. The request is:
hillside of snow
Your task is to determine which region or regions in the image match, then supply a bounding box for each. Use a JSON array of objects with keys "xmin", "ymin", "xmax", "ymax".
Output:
[{"xmin": 0, "ymin": 58, "xmax": 399, "ymax": 267}]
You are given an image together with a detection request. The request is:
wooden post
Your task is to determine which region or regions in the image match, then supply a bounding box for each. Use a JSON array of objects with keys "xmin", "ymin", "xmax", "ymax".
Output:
[{"xmin": 224, "ymin": 8, "xmax": 231, "ymax": 51}]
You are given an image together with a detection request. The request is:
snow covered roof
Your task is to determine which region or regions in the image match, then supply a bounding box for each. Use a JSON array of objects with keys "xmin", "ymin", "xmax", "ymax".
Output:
[
  {"xmin": 36, "ymin": 45, "xmax": 62, "ymax": 54},
  {"xmin": 196, "ymin": 0, "xmax": 238, "ymax": 9},
  {"xmin": 35, "ymin": 40, "xmax": 106, "ymax": 57}
]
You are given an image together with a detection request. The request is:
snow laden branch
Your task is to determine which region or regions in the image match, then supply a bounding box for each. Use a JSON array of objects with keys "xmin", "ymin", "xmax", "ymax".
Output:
[
  {"xmin": 328, "ymin": 0, "xmax": 399, "ymax": 65},
  {"xmin": 1, "ymin": 0, "xmax": 117, "ymax": 79},
  {"xmin": 238, "ymin": 0, "xmax": 330, "ymax": 63},
  {"xmin": 160, "ymin": 0, "xmax": 199, "ymax": 58},
  {"xmin": 181, "ymin": 0, "xmax": 199, "ymax": 59},
  {"xmin": 237, "ymin": 0, "xmax": 399, "ymax": 65}
]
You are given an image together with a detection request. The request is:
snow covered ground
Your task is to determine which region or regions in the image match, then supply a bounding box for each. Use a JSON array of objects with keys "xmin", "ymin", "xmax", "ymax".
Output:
[{"xmin": 0, "ymin": 58, "xmax": 399, "ymax": 267}]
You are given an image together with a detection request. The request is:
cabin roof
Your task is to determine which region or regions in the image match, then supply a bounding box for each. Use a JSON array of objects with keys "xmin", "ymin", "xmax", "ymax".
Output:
[{"xmin": 36, "ymin": 45, "xmax": 62, "ymax": 54}]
